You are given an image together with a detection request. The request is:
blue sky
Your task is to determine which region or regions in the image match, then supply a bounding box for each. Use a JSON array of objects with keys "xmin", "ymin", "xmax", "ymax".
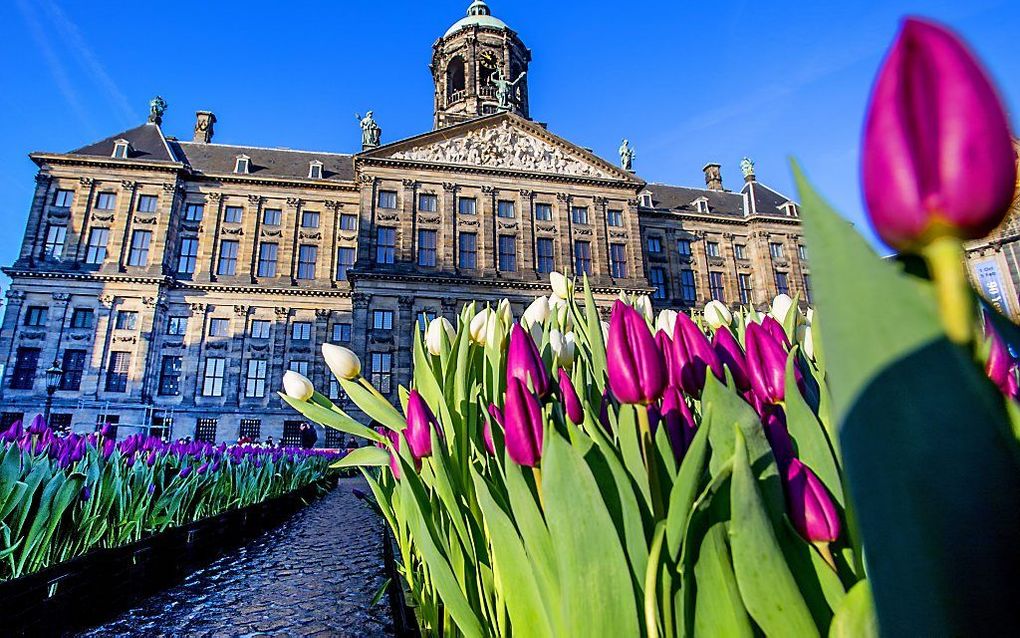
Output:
[{"xmin": 1, "ymin": 0, "xmax": 1018, "ymax": 292}]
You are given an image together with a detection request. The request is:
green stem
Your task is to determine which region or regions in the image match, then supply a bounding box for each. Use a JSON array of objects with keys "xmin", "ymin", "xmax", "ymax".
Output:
[
  {"xmin": 636, "ymin": 406, "xmax": 664, "ymax": 519},
  {"xmin": 921, "ymin": 236, "xmax": 974, "ymax": 345},
  {"xmin": 644, "ymin": 522, "xmax": 667, "ymax": 638}
]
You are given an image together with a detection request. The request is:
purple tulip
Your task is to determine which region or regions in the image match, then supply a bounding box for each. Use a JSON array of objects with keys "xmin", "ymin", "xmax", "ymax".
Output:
[
  {"xmin": 27, "ymin": 414, "xmax": 47, "ymax": 436},
  {"xmin": 661, "ymin": 386, "xmax": 696, "ymax": 462},
  {"xmin": 378, "ymin": 427, "xmax": 402, "ymax": 479},
  {"xmin": 178, "ymin": 465, "xmax": 192, "ymax": 479},
  {"xmin": 761, "ymin": 404, "xmax": 796, "ymax": 470},
  {"xmin": 761, "ymin": 315, "xmax": 791, "ymax": 350},
  {"xmin": 984, "ymin": 314, "xmax": 1018, "ymax": 398},
  {"xmin": 507, "ymin": 323, "xmax": 550, "ymax": 397},
  {"xmin": 147, "ymin": 484, "xmax": 156, "ymax": 495},
  {"xmin": 404, "ymin": 390, "xmax": 439, "ymax": 461},
  {"xmin": 607, "ymin": 301, "xmax": 666, "ymax": 405},
  {"xmin": 558, "ymin": 368, "xmax": 584, "ymax": 425},
  {"xmin": 712, "ymin": 327, "xmax": 750, "ymax": 392},
  {"xmin": 671, "ymin": 312, "xmax": 723, "ymax": 398},
  {"xmin": 484, "ymin": 404, "xmax": 502, "ymax": 456},
  {"xmin": 81, "ymin": 485, "xmax": 92, "ymax": 501},
  {"xmin": 503, "ymin": 377, "xmax": 543, "ymax": 467},
  {"xmin": 745, "ymin": 322, "xmax": 789, "ymax": 405},
  {"xmin": 599, "ymin": 388, "xmax": 613, "ymax": 432},
  {"xmin": 862, "ymin": 18, "xmax": 1016, "ymax": 252},
  {"xmin": 785, "ymin": 458, "xmax": 841, "ymax": 543},
  {"xmin": 196, "ymin": 462, "xmax": 209, "ymax": 475},
  {"xmin": 655, "ymin": 331, "xmax": 680, "ymax": 389}
]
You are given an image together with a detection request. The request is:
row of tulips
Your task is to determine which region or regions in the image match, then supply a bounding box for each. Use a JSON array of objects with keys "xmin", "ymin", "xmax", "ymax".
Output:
[{"xmin": 0, "ymin": 416, "xmax": 342, "ymax": 581}]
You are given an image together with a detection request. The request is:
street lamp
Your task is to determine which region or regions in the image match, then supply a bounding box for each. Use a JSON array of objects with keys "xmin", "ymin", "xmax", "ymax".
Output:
[{"xmin": 44, "ymin": 360, "xmax": 62, "ymax": 424}]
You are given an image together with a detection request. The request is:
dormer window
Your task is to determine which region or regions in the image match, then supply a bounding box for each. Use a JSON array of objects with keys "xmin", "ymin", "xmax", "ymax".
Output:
[
  {"xmin": 234, "ymin": 155, "xmax": 251, "ymax": 174},
  {"xmin": 781, "ymin": 201, "xmax": 799, "ymax": 217},
  {"xmin": 308, "ymin": 161, "xmax": 323, "ymax": 179},
  {"xmin": 640, "ymin": 193, "xmax": 653, "ymax": 208},
  {"xmin": 693, "ymin": 197, "xmax": 710, "ymax": 214},
  {"xmin": 112, "ymin": 139, "xmax": 130, "ymax": 159}
]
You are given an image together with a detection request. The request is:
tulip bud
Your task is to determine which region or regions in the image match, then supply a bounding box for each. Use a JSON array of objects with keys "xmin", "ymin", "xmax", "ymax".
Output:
[
  {"xmin": 497, "ymin": 298, "xmax": 514, "ymax": 324},
  {"xmin": 862, "ymin": 17, "xmax": 1016, "ymax": 251},
  {"xmin": 404, "ymin": 390, "xmax": 438, "ymax": 460},
  {"xmin": 507, "ymin": 323, "xmax": 550, "ymax": 397},
  {"xmin": 761, "ymin": 404, "xmax": 795, "ymax": 470},
  {"xmin": 703, "ymin": 300, "xmax": 732, "ymax": 329},
  {"xmin": 322, "ymin": 343, "xmax": 361, "ymax": 380},
  {"xmin": 599, "ymin": 388, "xmax": 613, "ymax": 433},
  {"xmin": 745, "ymin": 322, "xmax": 789, "ymax": 405},
  {"xmin": 549, "ymin": 330, "xmax": 576, "ymax": 368},
  {"xmin": 600, "ymin": 321, "xmax": 610, "ymax": 344},
  {"xmin": 984, "ymin": 314, "xmax": 1018, "ymax": 398},
  {"xmin": 607, "ymin": 300, "xmax": 667, "ymax": 405},
  {"xmin": 550, "ymin": 271, "xmax": 573, "ymax": 299},
  {"xmin": 504, "ymin": 378, "xmax": 543, "ymax": 467},
  {"xmin": 761, "ymin": 315, "xmax": 791, "ymax": 349},
  {"xmin": 661, "ymin": 386, "xmax": 696, "ymax": 463},
  {"xmin": 484, "ymin": 404, "xmax": 503, "ymax": 456},
  {"xmin": 795, "ymin": 324, "xmax": 815, "ymax": 361},
  {"xmin": 785, "ymin": 458, "xmax": 841, "ymax": 543},
  {"xmin": 655, "ymin": 309, "xmax": 678, "ymax": 337},
  {"xmin": 770, "ymin": 294, "xmax": 795, "ymax": 325},
  {"xmin": 425, "ymin": 317, "xmax": 456, "ymax": 356},
  {"xmin": 558, "ymin": 368, "xmax": 584, "ymax": 425},
  {"xmin": 712, "ymin": 326, "xmax": 751, "ymax": 392},
  {"xmin": 282, "ymin": 370, "xmax": 314, "ymax": 401},
  {"xmin": 469, "ymin": 308, "xmax": 491, "ymax": 345},
  {"xmin": 633, "ymin": 295, "xmax": 654, "ymax": 323},
  {"xmin": 378, "ymin": 427, "xmax": 402, "ymax": 479},
  {"xmin": 524, "ymin": 296, "xmax": 551, "ymax": 327},
  {"xmin": 671, "ymin": 312, "xmax": 723, "ymax": 397},
  {"xmin": 655, "ymin": 331, "xmax": 680, "ymax": 389}
]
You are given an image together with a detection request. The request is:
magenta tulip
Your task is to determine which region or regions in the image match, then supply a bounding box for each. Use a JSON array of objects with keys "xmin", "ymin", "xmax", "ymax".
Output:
[
  {"xmin": 607, "ymin": 300, "xmax": 666, "ymax": 405},
  {"xmin": 661, "ymin": 386, "xmax": 697, "ymax": 462},
  {"xmin": 504, "ymin": 377, "xmax": 544, "ymax": 466},
  {"xmin": 785, "ymin": 458, "xmax": 841, "ymax": 543},
  {"xmin": 745, "ymin": 322, "xmax": 789, "ymax": 405},
  {"xmin": 761, "ymin": 404, "xmax": 795, "ymax": 470},
  {"xmin": 507, "ymin": 323, "xmax": 550, "ymax": 397},
  {"xmin": 404, "ymin": 390, "xmax": 438, "ymax": 461},
  {"xmin": 655, "ymin": 330, "xmax": 681, "ymax": 389},
  {"xmin": 384, "ymin": 428, "xmax": 402, "ymax": 479},
  {"xmin": 862, "ymin": 18, "xmax": 1016, "ymax": 251},
  {"xmin": 671, "ymin": 312, "xmax": 723, "ymax": 397},
  {"xmin": 761, "ymin": 315, "xmax": 791, "ymax": 349},
  {"xmin": 712, "ymin": 327, "xmax": 750, "ymax": 392},
  {"xmin": 484, "ymin": 404, "xmax": 502, "ymax": 456},
  {"xmin": 558, "ymin": 368, "xmax": 584, "ymax": 425},
  {"xmin": 599, "ymin": 388, "xmax": 613, "ymax": 432}
]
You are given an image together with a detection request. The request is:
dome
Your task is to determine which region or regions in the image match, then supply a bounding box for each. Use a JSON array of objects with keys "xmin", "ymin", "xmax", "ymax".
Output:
[{"xmin": 444, "ymin": 1, "xmax": 510, "ymax": 37}]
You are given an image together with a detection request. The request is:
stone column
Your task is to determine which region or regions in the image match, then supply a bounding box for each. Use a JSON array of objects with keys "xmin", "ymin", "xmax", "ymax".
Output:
[
  {"xmin": 480, "ymin": 185, "xmax": 496, "ymax": 274},
  {"xmin": 396, "ymin": 295, "xmax": 415, "ymax": 385},
  {"xmin": 402, "ymin": 180, "xmax": 418, "ymax": 264},
  {"xmin": 519, "ymin": 189, "xmax": 535, "ymax": 277},
  {"xmin": 284, "ymin": 197, "xmax": 302, "ymax": 285},
  {"xmin": 247, "ymin": 195, "xmax": 265, "ymax": 284},
  {"xmin": 0, "ymin": 290, "xmax": 26, "ymax": 394},
  {"xmin": 112, "ymin": 180, "xmax": 139, "ymax": 272},
  {"xmin": 557, "ymin": 193, "xmax": 573, "ymax": 276},
  {"xmin": 313, "ymin": 308, "xmax": 330, "ymax": 390},
  {"xmin": 232, "ymin": 304, "xmax": 251, "ymax": 406},
  {"xmin": 91, "ymin": 294, "xmax": 119, "ymax": 399},
  {"xmin": 70, "ymin": 177, "xmax": 98, "ymax": 263},
  {"xmin": 181, "ymin": 302, "xmax": 209, "ymax": 403}
]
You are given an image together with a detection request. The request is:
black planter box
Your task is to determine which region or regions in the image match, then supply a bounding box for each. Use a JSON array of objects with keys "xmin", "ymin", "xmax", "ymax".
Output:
[{"xmin": 0, "ymin": 478, "xmax": 334, "ymax": 637}]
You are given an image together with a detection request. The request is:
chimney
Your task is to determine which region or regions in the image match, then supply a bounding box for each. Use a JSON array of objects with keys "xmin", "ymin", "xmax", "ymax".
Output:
[
  {"xmin": 702, "ymin": 163, "xmax": 723, "ymax": 191},
  {"xmin": 193, "ymin": 111, "xmax": 216, "ymax": 144}
]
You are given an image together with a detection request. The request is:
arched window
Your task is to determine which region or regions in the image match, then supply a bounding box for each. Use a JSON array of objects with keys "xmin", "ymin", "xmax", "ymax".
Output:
[{"xmin": 447, "ymin": 56, "xmax": 466, "ymax": 99}]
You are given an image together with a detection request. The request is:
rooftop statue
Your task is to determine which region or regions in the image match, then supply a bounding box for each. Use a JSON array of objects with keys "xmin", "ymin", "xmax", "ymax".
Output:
[
  {"xmin": 148, "ymin": 96, "xmax": 167, "ymax": 125},
  {"xmin": 491, "ymin": 68, "xmax": 526, "ymax": 111},
  {"xmin": 619, "ymin": 139, "xmax": 636, "ymax": 171},
  {"xmin": 356, "ymin": 111, "xmax": 382, "ymax": 149}
]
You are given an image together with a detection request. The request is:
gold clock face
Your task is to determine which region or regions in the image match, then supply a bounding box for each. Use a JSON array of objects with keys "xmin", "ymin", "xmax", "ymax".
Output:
[{"xmin": 480, "ymin": 51, "xmax": 499, "ymax": 67}]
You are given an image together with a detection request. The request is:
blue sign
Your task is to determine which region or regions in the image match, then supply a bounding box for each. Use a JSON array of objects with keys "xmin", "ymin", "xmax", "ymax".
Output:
[{"xmin": 973, "ymin": 258, "xmax": 1015, "ymax": 318}]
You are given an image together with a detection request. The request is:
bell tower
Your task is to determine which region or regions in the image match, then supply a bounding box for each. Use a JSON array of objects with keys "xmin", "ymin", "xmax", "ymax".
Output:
[{"xmin": 431, "ymin": 1, "xmax": 532, "ymax": 129}]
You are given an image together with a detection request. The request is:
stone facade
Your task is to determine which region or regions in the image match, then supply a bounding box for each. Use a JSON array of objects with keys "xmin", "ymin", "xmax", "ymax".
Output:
[{"xmin": 0, "ymin": 1, "xmax": 809, "ymax": 444}]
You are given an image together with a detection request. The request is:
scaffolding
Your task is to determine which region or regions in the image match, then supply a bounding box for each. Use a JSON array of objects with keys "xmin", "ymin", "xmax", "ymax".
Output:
[{"xmin": 74, "ymin": 398, "xmax": 175, "ymax": 441}]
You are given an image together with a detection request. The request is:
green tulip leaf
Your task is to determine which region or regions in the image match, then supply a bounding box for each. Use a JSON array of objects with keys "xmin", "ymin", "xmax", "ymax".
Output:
[
  {"xmin": 339, "ymin": 377, "xmax": 407, "ymax": 432},
  {"xmin": 665, "ymin": 422, "xmax": 709, "ymax": 558},
  {"xmin": 280, "ymin": 393, "xmax": 385, "ymax": 443},
  {"xmin": 828, "ymin": 580, "xmax": 878, "ymax": 638},
  {"xmin": 783, "ymin": 349, "xmax": 843, "ymax": 506},
  {"xmin": 331, "ymin": 446, "xmax": 390, "ymax": 468},
  {"xmin": 693, "ymin": 522, "xmax": 754, "ymax": 638}
]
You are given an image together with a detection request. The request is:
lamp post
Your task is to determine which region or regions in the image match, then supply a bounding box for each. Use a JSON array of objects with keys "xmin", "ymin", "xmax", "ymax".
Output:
[{"xmin": 44, "ymin": 360, "xmax": 62, "ymax": 424}]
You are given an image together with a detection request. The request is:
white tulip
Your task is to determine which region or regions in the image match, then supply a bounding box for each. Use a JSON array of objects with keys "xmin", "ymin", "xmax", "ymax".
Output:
[
  {"xmin": 550, "ymin": 271, "xmax": 572, "ymax": 299},
  {"xmin": 497, "ymin": 298, "xmax": 513, "ymax": 324},
  {"xmin": 601, "ymin": 320, "xmax": 610, "ymax": 343},
  {"xmin": 771, "ymin": 294, "xmax": 794, "ymax": 324},
  {"xmin": 655, "ymin": 309, "xmax": 678, "ymax": 336},
  {"xmin": 550, "ymin": 329, "xmax": 576, "ymax": 367},
  {"xmin": 634, "ymin": 295, "xmax": 654, "ymax": 323},
  {"xmin": 796, "ymin": 324, "xmax": 815, "ymax": 360},
  {"xmin": 523, "ymin": 296, "xmax": 551, "ymax": 327},
  {"xmin": 529, "ymin": 320, "xmax": 544, "ymax": 345},
  {"xmin": 322, "ymin": 343, "xmax": 361, "ymax": 380},
  {"xmin": 806, "ymin": 307, "xmax": 815, "ymax": 325},
  {"xmin": 282, "ymin": 370, "xmax": 314, "ymax": 401},
  {"xmin": 469, "ymin": 309, "xmax": 491, "ymax": 345},
  {"xmin": 703, "ymin": 300, "xmax": 732, "ymax": 329},
  {"xmin": 425, "ymin": 317, "xmax": 456, "ymax": 356}
]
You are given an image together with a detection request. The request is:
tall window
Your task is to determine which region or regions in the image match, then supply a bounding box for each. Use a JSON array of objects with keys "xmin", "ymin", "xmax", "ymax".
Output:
[
  {"xmin": 44, "ymin": 225, "xmax": 67, "ymax": 258},
  {"xmin": 378, "ymin": 191, "xmax": 397, "ymax": 209},
  {"xmin": 289, "ymin": 360, "xmax": 309, "ymax": 376},
  {"xmin": 649, "ymin": 267, "xmax": 667, "ymax": 300},
  {"xmin": 297, "ymin": 245, "xmax": 318, "ymax": 279},
  {"xmin": 459, "ymin": 233, "xmax": 477, "ymax": 269},
  {"xmin": 535, "ymin": 203, "xmax": 552, "ymax": 221},
  {"xmin": 196, "ymin": 419, "xmax": 218, "ymax": 443},
  {"xmin": 96, "ymin": 193, "xmax": 116, "ymax": 210},
  {"xmin": 137, "ymin": 194, "xmax": 158, "ymax": 213},
  {"xmin": 184, "ymin": 203, "xmax": 204, "ymax": 221},
  {"xmin": 570, "ymin": 206, "xmax": 589, "ymax": 224},
  {"xmin": 240, "ymin": 418, "xmax": 262, "ymax": 440},
  {"xmin": 680, "ymin": 270, "xmax": 697, "ymax": 303},
  {"xmin": 53, "ymin": 189, "xmax": 74, "ymax": 208},
  {"xmin": 292, "ymin": 322, "xmax": 312, "ymax": 340},
  {"xmin": 376, "ymin": 227, "xmax": 396, "ymax": 264},
  {"xmin": 127, "ymin": 230, "xmax": 151, "ymax": 266},
  {"xmin": 418, "ymin": 193, "xmax": 437, "ymax": 212},
  {"xmin": 158, "ymin": 355, "xmax": 182, "ymax": 396},
  {"xmin": 201, "ymin": 358, "xmax": 226, "ymax": 397},
  {"xmin": 257, "ymin": 242, "xmax": 278, "ymax": 278},
  {"xmin": 498, "ymin": 235, "xmax": 517, "ymax": 272},
  {"xmin": 709, "ymin": 271, "xmax": 725, "ymax": 301},
  {"xmin": 775, "ymin": 272, "xmax": 790, "ymax": 295},
  {"xmin": 706, "ymin": 242, "xmax": 720, "ymax": 258},
  {"xmin": 799, "ymin": 245, "xmax": 808, "ymax": 261},
  {"xmin": 418, "ymin": 311, "xmax": 437, "ymax": 330},
  {"xmin": 739, "ymin": 274, "xmax": 753, "ymax": 304},
  {"xmin": 59, "ymin": 349, "xmax": 87, "ymax": 391},
  {"xmin": 610, "ymin": 243, "xmax": 627, "ymax": 278},
  {"xmin": 11, "ymin": 347, "xmax": 40, "ymax": 390},
  {"xmin": 607, "ymin": 209, "xmax": 623, "ymax": 227},
  {"xmin": 769, "ymin": 242, "xmax": 785, "ymax": 259},
  {"xmin": 647, "ymin": 236, "xmax": 663, "ymax": 254},
  {"xmin": 371, "ymin": 352, "xmax": 393, "ymax": 394},
  {"xmin": 217, "ymin": 240, "xmax": 239, "ymax": 276},
  {"xmin": 206, "ymin": 318, "xmax": 229, "ymax": 337},
  {"xmin": 332, "ymin": 323, "xmax": 352, "ymax": 343},
  {"xmin": 167, "ymin": 316, "xmax": 188, "ymax": 335},
  {"xmin": 803, "ymin": 274, "xmax": 813, "ymax": 303},
  {"xmin": 301, "ymin": 210, "xmax": 320, "ymax": 228},
  {"xmin": 677, "ymin": 238, "xmax": 692, "ymax": 258},
  {"xmin": 418, "ymin": 229, "xmax": 437, "ymax": 267},
  {"xmin": 497, "ymin": 200, "xmax": 515, "ymax": 218},
  {"xmin": 245, "ymin": 360, "xmax": 268, "ymax": 398},
  {"xmin": 24, "ymin": 306, "xmax": 48, "ymax": 327},
  {"xmin": 336, "ymin": 246, "xmax": 356, "ymax": 280},
  {"xmin": 262, "ymin": 208, "xmax": 282, "ymax": 225},
  {"xmin": 223, "ymin": 205, "xmax": 243, "ymax": 223},
  {"xmin": 250, "ymin": 319, "xmax": 270, "ymax": 338},
  {"xmin": 574, "ymin": 241, "xmax": 592, "ymax": 275},
  {"xmin": 373, "ymin": 310, "xmax": 394, "ymax": 330},
  {"xmin": 458, "ymin": 197, "xmax": 476, "ymax": 215},
  {"xmin": 85, "ymin": 228, "xmax": 109, "ymax": 264},
  {"xmin": 106, "ymin": 352, "xmax": 131, "ymax": 393},
  {"xmin": 536, "ymin": 238, "xmax": 554, "ymax": 274},
  {"xmin": 339, "ymin": 214, "xmax": 357, "ymax": 230},
  {"xmin": 734, "ymin": 244, "xmax": 747, "ymax": 260},
  {"xmin": 70, "ymin": 308, "xmax": 94, "ymax": 329},
  {"xmin": 115, "ymin": 310, "xmax": 137, "ymax": 330},
  {"xmin": 178, "ymin": 238, "xmax": 198, "ymax": 274}
]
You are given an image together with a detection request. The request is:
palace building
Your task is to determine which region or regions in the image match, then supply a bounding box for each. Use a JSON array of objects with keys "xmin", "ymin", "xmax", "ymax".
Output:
[{"xmin": 0, "ymin": 1, "xmax": 809, "ymax": 444}]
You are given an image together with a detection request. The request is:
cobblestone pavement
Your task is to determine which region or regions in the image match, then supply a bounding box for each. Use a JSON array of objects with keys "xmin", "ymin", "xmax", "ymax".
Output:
[{"xmin": 80, "ymin": 477, "xmax": 395, "ymax": 638}]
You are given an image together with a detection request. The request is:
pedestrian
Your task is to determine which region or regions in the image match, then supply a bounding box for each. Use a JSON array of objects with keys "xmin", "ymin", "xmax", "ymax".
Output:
[{"xmin": 300, "ymin": 423, "xmax": 318, "ymax": 449}]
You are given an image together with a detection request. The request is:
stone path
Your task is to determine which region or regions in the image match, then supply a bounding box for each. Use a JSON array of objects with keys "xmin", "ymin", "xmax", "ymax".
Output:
[{"xmin": 80, "ymin": 477, "xmax": 395, "ymax": 638}]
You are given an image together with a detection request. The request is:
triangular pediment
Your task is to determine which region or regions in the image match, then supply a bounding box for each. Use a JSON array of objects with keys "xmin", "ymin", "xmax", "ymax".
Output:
[{"xmin": 362, "ymin": 114, "xmax": 640, "ymax": 183}]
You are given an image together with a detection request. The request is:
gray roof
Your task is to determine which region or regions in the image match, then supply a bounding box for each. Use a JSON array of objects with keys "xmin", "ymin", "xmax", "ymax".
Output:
[
  {"xmin": 642, "ymin": 183, "xmax": 746, "ymax": 217},
  {"xmin": 70, "ymin": 123, "xmax": 177, "ymax": 163},
  {"xmin": 742, "ymin": 181, "xmax": 794, "ymax": 216},
  {"xmin": 170, "ymin": 141, "xmax": 356, "ymax": 182}
]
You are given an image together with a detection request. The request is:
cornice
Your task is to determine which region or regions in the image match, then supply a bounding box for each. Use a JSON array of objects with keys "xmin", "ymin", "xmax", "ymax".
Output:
[
  {"xmin": 171, "ymin": 281, "xmax": 353, "ymax": 298},
  {"xmin": 30, "ymin": 153, "xmax": 184, "ymax": 174},
  {"xmin": 189, "ymin": 172, "xmax": 360, "ymax": 192},
  {"xmin": 637, "ymin": 208, "xmax": 804, "ymax": 227},
  {"xmin": 2, "ymin": 269, "xmax": 170, "ymax": 285},
  {"xmin": 350, "ymin": 270, "xmax": 648, "ymax": 296}
]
